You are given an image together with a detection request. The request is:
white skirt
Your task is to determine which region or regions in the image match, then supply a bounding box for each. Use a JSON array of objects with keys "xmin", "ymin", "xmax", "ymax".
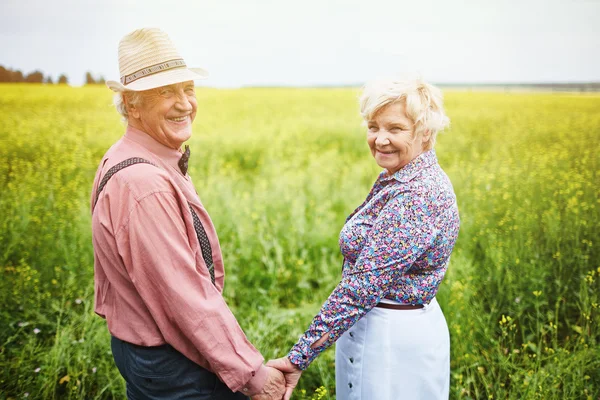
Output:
[{"xmin": 335, "ymin": 297, "xmax": 450, "ymax": 400}]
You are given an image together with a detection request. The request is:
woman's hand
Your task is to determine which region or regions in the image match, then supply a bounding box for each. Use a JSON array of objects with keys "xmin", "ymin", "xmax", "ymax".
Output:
[{"xmin": 266, "ymin": 357, "xmax": 302, "ymax": 400}]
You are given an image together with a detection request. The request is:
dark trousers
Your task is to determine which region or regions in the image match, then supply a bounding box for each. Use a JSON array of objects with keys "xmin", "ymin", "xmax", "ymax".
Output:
[{"xmin": 111, "ymin": 336, "xmax": 249, "ymax": 400}]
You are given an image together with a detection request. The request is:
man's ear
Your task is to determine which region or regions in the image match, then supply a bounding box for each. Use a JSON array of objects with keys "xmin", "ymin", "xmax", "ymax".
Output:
[
  {"xmin": 129, "ymin": 105, "xmax": 140, "ymax": 120},
  {"xmin": 124, "ymin": 96, "xmax": 140, "ymax": 119}
]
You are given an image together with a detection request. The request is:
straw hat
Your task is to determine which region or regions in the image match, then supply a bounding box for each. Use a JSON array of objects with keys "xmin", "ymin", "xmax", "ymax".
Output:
[{"xmin": 106, "ymin": 28, "xmax": 208, "ymax": 92}]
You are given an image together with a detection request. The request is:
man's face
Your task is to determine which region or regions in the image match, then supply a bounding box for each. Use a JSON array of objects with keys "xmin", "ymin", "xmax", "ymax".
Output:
[{"xmin": 129, "ymin": 81, "xmax": 197, "ymax": 149}]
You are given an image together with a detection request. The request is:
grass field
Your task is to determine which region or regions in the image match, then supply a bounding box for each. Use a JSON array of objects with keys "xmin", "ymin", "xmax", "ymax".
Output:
[{"xmin": 0, "ymin": 84, "xmax": 599, "ymax": 399}]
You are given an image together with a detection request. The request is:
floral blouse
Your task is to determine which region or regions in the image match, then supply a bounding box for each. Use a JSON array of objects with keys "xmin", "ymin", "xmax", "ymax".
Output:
[{"xmin": 287, "ymin": 149, "xmax": 460, "ymax": 370}]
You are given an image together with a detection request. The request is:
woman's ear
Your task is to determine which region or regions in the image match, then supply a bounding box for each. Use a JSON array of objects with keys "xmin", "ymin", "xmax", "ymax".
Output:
[{"xmin": 421, "ymin": 129, "xmax": 432, "ymax": 144}]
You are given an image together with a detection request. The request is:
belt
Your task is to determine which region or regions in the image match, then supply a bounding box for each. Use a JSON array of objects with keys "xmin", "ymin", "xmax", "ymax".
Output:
[{"xmin": 375, "ymin": 302, "xmax": 424, "ymax": 310}]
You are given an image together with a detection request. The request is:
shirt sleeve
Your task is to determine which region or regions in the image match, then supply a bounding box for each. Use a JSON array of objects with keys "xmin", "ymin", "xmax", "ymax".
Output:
[
  {"xmin": 287, "ymin": 192, "xmax": 439, "ymax": 370},
  {"xmin": 115, "ymin": 190, "xmax": 267, "ymax": 394}
]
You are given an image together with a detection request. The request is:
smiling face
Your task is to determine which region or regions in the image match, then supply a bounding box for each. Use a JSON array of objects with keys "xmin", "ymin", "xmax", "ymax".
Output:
[
  {"xmin": 366, "ymin": 101, "xmax": 431, "ymax": 175},
  {"xmin": 127, "ymin": 81, "xmax": 197, "ymax": 149}
]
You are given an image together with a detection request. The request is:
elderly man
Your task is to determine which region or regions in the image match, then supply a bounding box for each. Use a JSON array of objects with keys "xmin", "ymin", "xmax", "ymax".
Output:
[{"xmin": 91, "ymin": 28, "xmax": 284, "ymax": 399}]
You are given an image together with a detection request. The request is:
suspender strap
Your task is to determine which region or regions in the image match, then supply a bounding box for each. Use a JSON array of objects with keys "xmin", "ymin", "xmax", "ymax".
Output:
[
  {"xmin": 188, "ymin": 205, "xmax": 215, "ymax": 284},
  {"xmin": 94, "ymin": 157, "xmax": 216, "ymax": 285},
  {"xmin": 94, "ymin": 158, "xmax": 154, "ymax": 209}
]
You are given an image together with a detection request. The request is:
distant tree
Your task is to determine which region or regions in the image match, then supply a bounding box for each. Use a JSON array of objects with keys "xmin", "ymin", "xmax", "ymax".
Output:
[
  {"xmin": 25, "ymin": 70, "xmax": 44, "ymax": 83},
  {"xmin": 0, "ymin": 65, "xmax": 67, "ymax": 84},
  {"xmin": 85, "ymin": 71, "xmax": 96, "ymax": 85},
  {"xmin": 0, "ymin": 66, "xmax": 8, "ymax": 82},
  {"xmin": 97, "ymin": 75, "xmax": 106, "ymax": 84},
  {"xmin": 10, "ymin": 70, "xmax": 24, "ymax": 82}
]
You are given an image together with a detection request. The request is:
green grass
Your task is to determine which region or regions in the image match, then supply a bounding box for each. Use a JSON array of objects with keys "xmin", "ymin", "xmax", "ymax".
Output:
[{"xmin": 0, "ymin": 84, "xmax": 598, "ymax": 399}]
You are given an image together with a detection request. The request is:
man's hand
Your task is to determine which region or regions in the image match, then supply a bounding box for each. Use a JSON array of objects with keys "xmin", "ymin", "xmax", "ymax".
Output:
[
  {"xmin": 266, "ymin": 357, "xmax": 302, "ymax": 400},
  {"xmin": 252, "ymin": 366, "xmax": 285, "ymax": 400}
]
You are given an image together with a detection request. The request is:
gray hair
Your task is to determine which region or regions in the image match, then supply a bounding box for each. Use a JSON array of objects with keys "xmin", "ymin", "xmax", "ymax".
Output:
[
  {"xmin": 359, "ymin": 77, "xmax": 450, "ymax": 150},
  {"xmin": 113, "ymin": 91, "xmax": 144, "ymax": 123}
]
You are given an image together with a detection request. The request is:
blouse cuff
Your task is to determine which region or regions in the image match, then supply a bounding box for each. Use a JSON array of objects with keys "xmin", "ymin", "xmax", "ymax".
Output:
[{"xmin": 287, "ymin": 340, "xmax": 317, "ymax": 371}]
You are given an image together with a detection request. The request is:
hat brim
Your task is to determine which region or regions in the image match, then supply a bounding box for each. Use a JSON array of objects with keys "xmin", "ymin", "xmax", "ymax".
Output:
[{"xmin": 106, "ymin": 67, "xmax": 209, "ymax": 92}]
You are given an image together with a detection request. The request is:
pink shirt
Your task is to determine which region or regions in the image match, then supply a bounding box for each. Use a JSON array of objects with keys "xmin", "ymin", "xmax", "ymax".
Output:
[{"xmin": 90, "ymin": 126, "xmax": 267, "ymax": 395}]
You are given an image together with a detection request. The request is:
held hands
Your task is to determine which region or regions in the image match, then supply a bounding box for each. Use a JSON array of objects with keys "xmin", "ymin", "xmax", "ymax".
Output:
[
  {"xmin": 265, "ymin": 357, "xmax": 302, "ymax": 400},
  {"xmin": 252, "ymin": 366, "xmax": 286, "ymax": 400}
]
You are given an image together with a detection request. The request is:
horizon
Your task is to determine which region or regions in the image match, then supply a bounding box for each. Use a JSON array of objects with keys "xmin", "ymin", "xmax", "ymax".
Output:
[{"xmin": 2, "ymin": 74, "xmax": 600, "ymax": 89}]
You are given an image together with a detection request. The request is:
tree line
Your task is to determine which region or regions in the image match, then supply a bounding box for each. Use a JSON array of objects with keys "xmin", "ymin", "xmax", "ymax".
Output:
[{"xmin": 0, "ymin": 65, "xmax": 105, "ymax": 85}]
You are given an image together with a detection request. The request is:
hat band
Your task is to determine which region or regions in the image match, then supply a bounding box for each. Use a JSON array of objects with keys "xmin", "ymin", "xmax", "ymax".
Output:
[{"xmin": 120, "ymin": 59, "xmax": 187, "ymax": 85}]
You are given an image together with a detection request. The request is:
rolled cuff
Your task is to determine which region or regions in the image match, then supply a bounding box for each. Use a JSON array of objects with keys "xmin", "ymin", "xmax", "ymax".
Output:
[
  {"xmin": 287, "ymin": 343, "xmax": 317, "ymax": 371},
  {"xmin": 240, "ymin": 364, "xmax": 268, "ymax": 396}
]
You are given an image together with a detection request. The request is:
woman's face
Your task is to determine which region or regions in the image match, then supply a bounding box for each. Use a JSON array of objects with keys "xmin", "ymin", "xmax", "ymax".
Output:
[{"xmin": 366, "ymin": 101, "xmax": 429, "ymax": 175}]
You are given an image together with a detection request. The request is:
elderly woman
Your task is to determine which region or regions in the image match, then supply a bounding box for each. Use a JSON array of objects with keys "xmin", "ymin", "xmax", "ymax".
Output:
[{"xmin": 268, "ymin": 78, "xmax": 460, "ymax": 400}]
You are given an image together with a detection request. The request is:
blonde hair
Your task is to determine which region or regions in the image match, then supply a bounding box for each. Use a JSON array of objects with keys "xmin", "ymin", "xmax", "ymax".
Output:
[
  {"xmin": 359, "ymin": 77, "xmax": 450, "ymax": 150},
  {"xmin": 113, "ymin": 91, "xmax": 144, "ymax": 123}
]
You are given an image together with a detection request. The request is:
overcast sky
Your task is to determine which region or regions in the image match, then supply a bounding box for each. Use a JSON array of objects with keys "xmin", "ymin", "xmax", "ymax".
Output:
[{"xmin": 1, "ymin": 0, "xmax": 599, "ymax": 87}]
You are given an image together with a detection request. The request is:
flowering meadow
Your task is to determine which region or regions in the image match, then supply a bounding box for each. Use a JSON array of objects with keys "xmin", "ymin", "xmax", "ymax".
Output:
[{"xmin": 0, "ymin": 84, "xmax": 598, "ymax": 399}]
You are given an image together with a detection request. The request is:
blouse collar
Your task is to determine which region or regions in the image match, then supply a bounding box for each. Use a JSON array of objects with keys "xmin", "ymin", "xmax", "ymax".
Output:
[{"xmin": 379, "ymin": 149, "xmax": 438, "ymax": 184}]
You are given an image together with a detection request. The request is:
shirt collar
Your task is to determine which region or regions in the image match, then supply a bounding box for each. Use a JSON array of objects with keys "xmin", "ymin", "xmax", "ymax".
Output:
[
  {"xmin": 379, "ymin": 149, "xmax": 438, "ymax": 184},
  {"xmin": 124, "ymin": 126, "xmax": 186, "ymax": 174}
]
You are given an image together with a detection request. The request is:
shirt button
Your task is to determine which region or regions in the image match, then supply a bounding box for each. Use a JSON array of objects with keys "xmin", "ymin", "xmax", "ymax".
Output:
[
  {"xmin": 349, "ymin": 357, "xmax": 354, "ymax": 363},
  {"xmin": 242, "ymin": 388, "xmax": 248, "ymax": 392},
  {"xmin": 349, "ymin": 382, "xmax": 353, "ymax": 388}
]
